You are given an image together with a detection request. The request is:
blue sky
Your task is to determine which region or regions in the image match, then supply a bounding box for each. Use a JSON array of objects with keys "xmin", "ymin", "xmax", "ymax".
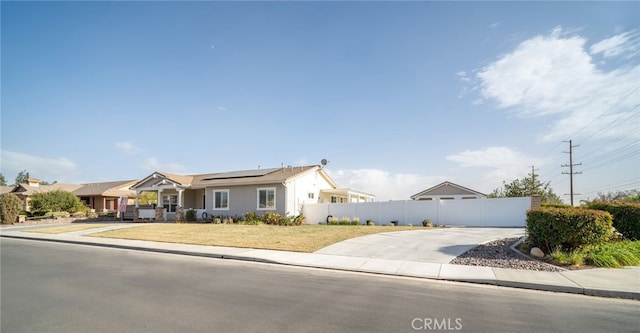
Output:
[{"xmin": 2, "ymin": 1, "xmax": 639, "ymax": 203}]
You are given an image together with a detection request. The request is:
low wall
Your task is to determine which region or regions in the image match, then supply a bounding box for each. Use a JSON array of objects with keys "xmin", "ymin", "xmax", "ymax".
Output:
[{"xmin": 302, "ymin": 197, "xmax": 532, "ymax": 227}]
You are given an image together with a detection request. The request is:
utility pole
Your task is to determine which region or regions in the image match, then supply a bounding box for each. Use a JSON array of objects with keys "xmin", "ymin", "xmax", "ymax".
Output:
[{"xmin": 561, "ymin": 140, "xmax": 582, "ymax": 206}]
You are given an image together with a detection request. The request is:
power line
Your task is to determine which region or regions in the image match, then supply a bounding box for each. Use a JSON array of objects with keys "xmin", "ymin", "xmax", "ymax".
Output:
[{"xmin": 574, "ymin": 86, "xmax": 639, "ymax": 144}]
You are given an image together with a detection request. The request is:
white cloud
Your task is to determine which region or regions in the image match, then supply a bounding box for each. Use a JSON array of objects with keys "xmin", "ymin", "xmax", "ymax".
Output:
[
  {"xmin": 0, "ymin": 150, "xmax": 79, "ymax": 183},
  {"xmin": 472, "ymin": 26, "xmax": 639, "ymax": 142},
  {"xmin": 142, "ymin": 158, "xmax": 187, "ymax": 173},
  {"xmin": 326, "ymin": 168, "xmax": 445, "ymax": 201},
  {"xmin": 115, "ymin": 141, "xmax": 141, "ymax": 154},
  {"xmin": 590, "ymin": 30, "xmax": 639, "ymax": 58},
  {"xmin": 446, "ymin": 146, "xmax": 543, "ymax": 185},
  {"xmin": 217, "ymin": 106, "xmax": 227, "ymax": 112}
]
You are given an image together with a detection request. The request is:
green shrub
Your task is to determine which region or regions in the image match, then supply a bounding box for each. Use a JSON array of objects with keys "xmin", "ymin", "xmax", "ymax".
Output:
[
  {"xmin": 584, "ymin": 240, "xmax": 640, "ymax": 268},
  {"xmin": 351, "ymin": 217, "xmax": 360, "ymax": 225},
  {"xmin": 328, "ymin": 216, "xmax": 339, "ymax": 225},
  {"xmin": 185, "ymin": 209, "xmax": 197, "ymax": 222},
  {"xmin": 30, "ymin": 190, "xmax": 87, "ymax": 213},
  {"xmin": 339, "ymin": 217, "xmax": 351, "ymax": 225},
  {"xmin": 71, "ymin": 211, "xmax": 87, "ymax": 218},
  {"xmin": 422, "ymin": 219, "xmax": 433, "ymax": 227},
  {"xmin": 0, "ymin": 193, "xmax": 22, "ymax": 224},
  {"xmin": 87, "ymin": 212, "xmax": 99, "ymax": 219},
  {"xmin": 587, "ymin": 201, "xmax": 640, "ymax": 240},
  {"xmin": 366, "ymin": 219, "xmax": 375, "ymax": 226},
  {"xmin": 240, "ymin": 219, "xmax": 263, "ymax": 225},
  {"xmin": 44, "ymin": 211, "xmax": 71, "ymax": 219},
  {"xmin": 292, "ymin": 214, "xmax": 305, "ymax": 226},
  {"xmin": 263, "ymin": 212, "xmax": 281, "ymax": 225},
  {"xmin": 526, "ymin": 207, "xmax": 613, "ymax": 252},
  {"xmin": 245, "ymin": 211, "xmax": 257, "ymax": 221},
  {"xmin": 542, "ymin": 202, "xmax": 570, "ymax": 208}
]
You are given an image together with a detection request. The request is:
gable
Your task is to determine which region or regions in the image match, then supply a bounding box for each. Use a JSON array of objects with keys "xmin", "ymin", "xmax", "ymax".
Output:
[{"xmin": 411, "ymin": 181, "xmax": 485, "ymax": 199}]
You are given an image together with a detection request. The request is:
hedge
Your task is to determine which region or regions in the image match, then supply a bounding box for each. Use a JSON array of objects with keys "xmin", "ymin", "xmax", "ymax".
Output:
[
  {"xmin": 526, "ymin": 207, "xmax": 613, "ymax": 252},
  {"xmin": 587, "ymin": 201, "xmax": 640, "ymax": 240}
]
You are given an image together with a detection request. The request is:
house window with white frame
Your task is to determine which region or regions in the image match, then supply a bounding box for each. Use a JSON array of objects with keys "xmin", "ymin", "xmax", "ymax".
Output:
[
  {"xmin": 213, "ymin": 190, "xmax": 229, "ymax": 210},
  {"xmin": 257, "ymin": 188, "xmax": 276, "ymax": 210},
  {"xmin": 163, "ymin": 195, "xmax": 178, "ymax": 212}
]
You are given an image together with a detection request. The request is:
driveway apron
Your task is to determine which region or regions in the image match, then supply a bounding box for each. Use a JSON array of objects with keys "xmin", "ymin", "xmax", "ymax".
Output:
[{"xmin": 314, "ymin": 228, "xmax": 525, "ymax": 264}]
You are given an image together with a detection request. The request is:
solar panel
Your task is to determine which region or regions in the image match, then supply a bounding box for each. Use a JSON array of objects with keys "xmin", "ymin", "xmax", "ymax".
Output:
[{"xmin": 203, "ymin": 168, "xmax": 279, "ymax": 180}]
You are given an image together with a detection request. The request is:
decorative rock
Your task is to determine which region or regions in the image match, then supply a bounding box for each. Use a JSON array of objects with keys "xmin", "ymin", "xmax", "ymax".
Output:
[{"xmin": 530, "ymin": 247, "xmax": 545, "ymax": 259}]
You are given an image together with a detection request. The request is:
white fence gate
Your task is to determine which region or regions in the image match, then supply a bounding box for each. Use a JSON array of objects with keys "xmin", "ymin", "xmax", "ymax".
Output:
[{"xmin": 302, "ymin": 197, "xmax": 532, "ymax": 227}]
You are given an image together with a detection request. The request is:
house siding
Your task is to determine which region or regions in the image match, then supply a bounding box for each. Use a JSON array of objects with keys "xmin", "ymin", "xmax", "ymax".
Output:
[
  {"xmin": 206, "ymin": 184, "xmax": 286, "ymax": 217},
  {"xmin": 285, "ymin": 170, "xmax": 335, "ymax": 216}
]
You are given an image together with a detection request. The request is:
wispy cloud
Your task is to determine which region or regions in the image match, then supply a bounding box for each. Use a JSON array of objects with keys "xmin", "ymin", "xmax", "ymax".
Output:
[
  {"xmin": 0, "ymin": 150, "xmax": 79, "ymax": 183},
  {"xmin": 590, "ymin": 30, "xmax": 639, "ymax": 59},
  {"xmin": 217, "ymin": 106, "xmax": 227, "ymax": 112},
  {"xmin": 446, "ymin": 146, "xmax": 543, "ymax": 184},
  {"xmin": 115, "ymin": 141, "xmax": 141, "ymax": 154},
  {"xmin": 142, "ymin": 158, "xmax": 187, "ymax": 173},
  {"xmin": 467, "ymin": 26, "xmax": 639, "ymax": 142}
]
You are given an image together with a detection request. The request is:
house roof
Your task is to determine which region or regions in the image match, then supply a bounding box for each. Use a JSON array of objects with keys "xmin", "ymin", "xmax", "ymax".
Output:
[
  {"xmin": 73, "ymin": 180, "xmax": 137, "ymax": 197},
  {"xmin": 131, "ymin": 165, "xmax": 335, "ymax": 189},
  {"xmin": 11, "ymin": 183, "xmax": 83, "ymax": 196},
  {"xmin": 410, "ymin": 181, "xmax": 486, "ymax": 199},
  {"xmin": 1, "ymin": 186, "xmax": 15, "ymax": 194}
]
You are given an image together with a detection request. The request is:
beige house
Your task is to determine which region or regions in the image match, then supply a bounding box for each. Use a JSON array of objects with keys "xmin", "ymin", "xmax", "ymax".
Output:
[
  {"xmin": 74, "ymin": 180, "xmax": 137, "ymax": 212},
  {"xmin": 131, "ymin": 165, "xmax": 375, "ymax": 221},
  {"xmin": 10, "ymin": 178, "xmax": 136, "ymax": 212},
  {"xmin": 410, "ymin": 181, "xmax": 486, "ymax": 201}
]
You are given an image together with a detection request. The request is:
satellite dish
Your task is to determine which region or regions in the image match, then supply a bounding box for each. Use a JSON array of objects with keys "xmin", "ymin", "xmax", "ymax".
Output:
[{"xmin": 320, "ymin": 159, "xmax": 328, "ymax": 167}]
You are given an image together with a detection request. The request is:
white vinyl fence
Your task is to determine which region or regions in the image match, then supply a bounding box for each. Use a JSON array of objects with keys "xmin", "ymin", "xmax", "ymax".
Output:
[{"xmin": 302, "ymin": 197, "xmax": 532, "ymax": 227}]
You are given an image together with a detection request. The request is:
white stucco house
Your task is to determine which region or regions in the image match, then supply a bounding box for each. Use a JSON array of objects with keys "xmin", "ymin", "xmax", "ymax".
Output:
[{"xmin": 130, "ymin": 165, "xmax": 375, "ymax": 221}]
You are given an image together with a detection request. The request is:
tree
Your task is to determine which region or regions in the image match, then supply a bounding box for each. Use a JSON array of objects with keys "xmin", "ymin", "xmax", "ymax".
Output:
[
  {"xmin": 0, "ymin": 193, "xmax": 22, "ymax": 224},
  {"xmin": 39, "ymin": 180, "xmax": 58, "ymax": 185},
  {"xmin": 138, "ymin": 192, "xmax": 158, "ymax": 205},
  {"xmin": 29, "ymin": 190, "xmax": 87, "ymax": 213},
  {"xmin": 0, "ymin": 172, "xmax": 6, "ymax": 186},
  {"xmin": 593, "ymin": 190, "xmax": 640, "ymax": 203},
  {"xmin": 488, "ymin": 172, "xmax": 563, "ymax": 204},
  {"xmin": 15, "ymin": 170, "xmax": 30, "ymax": 184}
]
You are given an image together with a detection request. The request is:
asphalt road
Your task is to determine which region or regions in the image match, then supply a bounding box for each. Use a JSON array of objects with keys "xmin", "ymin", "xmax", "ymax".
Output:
[{"xmin": 2, "ymin": 238, "xmax": 639, "ymax": 333}]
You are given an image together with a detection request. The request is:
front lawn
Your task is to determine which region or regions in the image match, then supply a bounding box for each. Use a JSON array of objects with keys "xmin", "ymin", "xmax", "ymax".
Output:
[{"xmin": 87, "ymin": 224, "xmax": 421, "ymax": 253}]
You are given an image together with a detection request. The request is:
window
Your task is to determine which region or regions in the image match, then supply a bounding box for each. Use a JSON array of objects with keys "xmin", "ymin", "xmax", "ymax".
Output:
[
  {"xmin": 213, "ymin": 190, "xmax": 229, "ymax": 210},
  {"xmin": 308, "ymin": 192, "xmax": 315, "ymax": 199},
  {"xmin": 257, "ymin": 188, "xmax": 276, "ymax": 210},
  {"xmin": 331, "ymin": 196, "xmax": 337, "ymax": 203},
  {"xmin": 163, "ymin": 195, "xmax": 178, "ymax": 212}
]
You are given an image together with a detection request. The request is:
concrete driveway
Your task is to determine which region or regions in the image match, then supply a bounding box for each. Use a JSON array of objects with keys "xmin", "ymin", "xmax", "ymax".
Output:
[{"xmin": 314, "ymin": 227, "xmax": 525, "ymax": 263}]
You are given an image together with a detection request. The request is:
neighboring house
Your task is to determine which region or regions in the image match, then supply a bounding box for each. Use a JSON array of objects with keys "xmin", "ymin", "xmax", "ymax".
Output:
[
  {"xmin": 74, "ymin": 180, "xmax": 137, "ymax": 212},
  {"xmin": 10, "ymin": 178, "xmax": 83, "ymax": 211},
  {"xmin": 130, "ymin": 165, "xmax": 375, "ymax": 221},
  {"xmin": 10, "ymin": 178, "xmax": 136, "ymax": 212},
  {"xmin": 410, "ymin": 181, "xmax": 486, "ymax": 200}
]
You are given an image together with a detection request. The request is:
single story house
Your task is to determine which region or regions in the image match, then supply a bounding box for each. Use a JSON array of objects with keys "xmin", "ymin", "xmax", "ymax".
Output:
[
  {"xmin": 10, "ymin": 178, "xmax": 83, "ymax": 211},
  {"xmin": 10, "ymin": 178, "xmax": 136, "ymax": 212},
  {"xmin": 410, "ymin": 181, "xmax": 486, "ymax": 200},
  {"xmin": 73, "ymin": 180, "xmax": 137, "ymax": 212},
  {"xmin": 130, "ymin": 165, "xmax": 375, "ymax": 221}
]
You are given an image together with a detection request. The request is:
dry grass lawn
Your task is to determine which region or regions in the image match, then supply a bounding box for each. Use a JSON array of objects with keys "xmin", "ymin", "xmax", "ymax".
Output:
[
  {"xmin": 87, "ymin": 224, "xmax": 421, "ymax": 252},
  {"xmin": 26, "ymin": 224, "xmax": 116, "ymax": 234}
]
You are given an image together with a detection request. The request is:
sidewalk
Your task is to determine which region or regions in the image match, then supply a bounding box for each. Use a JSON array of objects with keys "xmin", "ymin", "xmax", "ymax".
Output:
[{"xmin": 1, "ymin": 224, "xmax": 639, "ymax": 300}]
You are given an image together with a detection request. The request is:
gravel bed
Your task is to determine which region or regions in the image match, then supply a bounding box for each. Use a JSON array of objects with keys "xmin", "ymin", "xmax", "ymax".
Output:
[{"xmin": 450, "ymin": 237, "xmax": 564, "ymax": 272}]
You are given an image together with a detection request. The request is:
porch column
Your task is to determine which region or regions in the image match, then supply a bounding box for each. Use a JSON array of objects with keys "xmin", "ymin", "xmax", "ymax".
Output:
[
  {"xmin": 178, "ymin": 189, "xmax": 184, "ymax": 208},
  {"xmin": 156, "ymin": 189, "xmax": 165, "ymax": 221},
  {"xmin": 176, "ymin": 189, "xmax": 185, "ymax": 221}
]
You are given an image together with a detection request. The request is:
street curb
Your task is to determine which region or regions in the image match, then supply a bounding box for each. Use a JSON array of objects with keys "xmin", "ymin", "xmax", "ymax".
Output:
[{"xmin": 2, "ymin": 234, "xmax": 639, "ymax": 300}]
